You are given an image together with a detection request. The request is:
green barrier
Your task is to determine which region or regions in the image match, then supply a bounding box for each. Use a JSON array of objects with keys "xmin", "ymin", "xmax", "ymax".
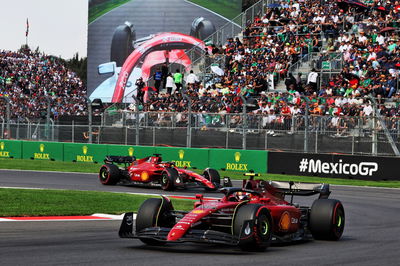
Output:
[
  {"xmin": 22, "ymin": 141, "xmax": 64, "ymax": 161},
  {"xmin": 64, "ymin": 143, "xmax": 108, "ymax": 163},
  {"xmin": 107, "ymin": 145, "xmax": 156, "ymax": 158},
  {"xmin": 155, "ymin": 147, "xmax": 209, "ymax": 169},
  {"xmin": 209, "ymin": 149, "xmax": 267, "ymax": 173},
  {"xmin": 0, "ymin": 140, "xmax": 22, "ymax": 159}
]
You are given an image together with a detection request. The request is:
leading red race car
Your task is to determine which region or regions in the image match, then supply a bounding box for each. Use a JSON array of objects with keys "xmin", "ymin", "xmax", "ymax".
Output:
[
  {"xmin": 119, "ymin": 173, "xmax": 345, "ymax": 251},
  {"xmin": 99, "ymin": 154, "xmax": 229, "ymax": 191}
]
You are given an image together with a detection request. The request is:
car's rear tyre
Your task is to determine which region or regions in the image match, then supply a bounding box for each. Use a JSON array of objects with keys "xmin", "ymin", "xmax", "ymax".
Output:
[
  {"xmin": 99, "ymin": 164, "xmax": 120, "ymax": 185},
  {"xmin": 203, "ymin": 168, "xmax": 220, "ymax": 190},
  {"xmin": 136, "ymin": 197, "xmax": 175, "ymax": 245},
  {"xmin": 233, "ymin": 204, "xmax": 272, "ymax": 251},
  {"xmin": 110, "ymin": 22, "xmax": 135, "ymax": 66},
  {"xmin": 161, "ymin": 168, "xmax": 178, "ymax": 191},
  {"xmin": 309, "ymin": 199, "xmax": 345, "ymax": 241}
]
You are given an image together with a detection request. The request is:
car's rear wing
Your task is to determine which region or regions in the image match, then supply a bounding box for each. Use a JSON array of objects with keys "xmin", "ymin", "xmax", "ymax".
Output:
[
  {"xmin": 104, "ymin": 156, "xmax": 136, "ymax": 164},
  {"xmin": 268, "ymin": 181, "xmax": 330, "ymax": 199}
]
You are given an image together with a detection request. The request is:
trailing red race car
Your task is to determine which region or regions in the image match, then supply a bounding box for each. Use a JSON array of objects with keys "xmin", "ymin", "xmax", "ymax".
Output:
[
  {"xmin": 99, "ymin": 154, "xmax": 230, "ymax": 191},
  {"xmin": 119, "ymin": 173, "xmax": 345, "ymax": 251}
]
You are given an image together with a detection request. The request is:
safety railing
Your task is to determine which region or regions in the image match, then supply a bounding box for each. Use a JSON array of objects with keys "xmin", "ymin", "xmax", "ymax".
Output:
[{"xmin": 3, "ymin": 112, "xmax": 399, "ymax": 156}]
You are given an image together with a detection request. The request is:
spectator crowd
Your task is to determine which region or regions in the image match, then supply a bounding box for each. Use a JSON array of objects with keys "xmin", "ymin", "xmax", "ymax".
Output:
[
  {"xmin": 0, "ymin": 47, "xmax": 87, "ymax": 120},
  {"xmin": 1, "ymin": 0, "xmax": 400, "ymax": 130}
]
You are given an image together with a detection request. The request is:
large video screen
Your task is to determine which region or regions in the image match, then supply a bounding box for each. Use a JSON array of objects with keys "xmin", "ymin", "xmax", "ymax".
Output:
[{"xmin": 87, "ymin": 0, "xmax": 242, "ymax": 103}]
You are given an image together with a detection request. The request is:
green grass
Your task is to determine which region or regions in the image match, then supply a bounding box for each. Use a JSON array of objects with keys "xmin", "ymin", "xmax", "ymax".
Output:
[
  {"xmin": 0, "ymin": 188, "xmax": 194, "ymax": 217},
  {"xmin": 89, "ymin": 0, "xmax": 132, "ymax": 24},
  {"xmin": 189, "ymin": 0, "xmax": 242, "ymax": 20},
  {"xmin": 1, "ymin": 158, "xmax": 399, "ymax": 188}
]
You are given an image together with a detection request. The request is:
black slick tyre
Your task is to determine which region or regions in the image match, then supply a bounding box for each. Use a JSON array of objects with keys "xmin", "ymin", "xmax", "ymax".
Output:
[
  {"xmin": 161, "ymin": 168, "xmax": 178, "ymax": 191},
  {"xmin": 309, "ymin": 199, "xmax": 345, "ymax": 240},
  {"xmin": 110, "ymin": 23, "xmax": 135, "ymax": 66},
  {"xmin": 203, "ymin": 168, "xmax": 220, "ymax": 190},
  {"xmin": 99, "ymin": 164, "xmax": 120, "ymax": 185},
  {"xmin": 233, "ymin": 204, "xmax": 272, "ymax": 251},
  {"xmin": 136, "ymin": 197, "xmax": 175, "ymax": 245}
]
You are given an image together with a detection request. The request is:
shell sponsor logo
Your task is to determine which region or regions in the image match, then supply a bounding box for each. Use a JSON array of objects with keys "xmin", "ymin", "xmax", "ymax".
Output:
[
  {"xmin": 192, "ymin": 210, "xmax": 204, "ymax": 214},
  {"xmin": 279, "ymin": 212, "xmax": 291, "ymax": 231},
  {"xmin": 141, "ymin": 171, "xmax": 149, "ymax": 181}
]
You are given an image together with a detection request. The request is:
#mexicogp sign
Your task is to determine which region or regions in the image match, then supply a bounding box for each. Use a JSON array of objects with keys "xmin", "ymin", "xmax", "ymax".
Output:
[
  {"xmin": 209, "ymin": 149, "xmax": 267, "ymax": 173},
  {"xmin": 64, "ymin": 143, "xmax": 108, "ymax": 163},
  {"xmin": 22, "ymin": 141, "xmax": 63, "ymax": 161},
  {"xmin": 0, "ymin": 140, "xmax": 22, "ymax": 159}
]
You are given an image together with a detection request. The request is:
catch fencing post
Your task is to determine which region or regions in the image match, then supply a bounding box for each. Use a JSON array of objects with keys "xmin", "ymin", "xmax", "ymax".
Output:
[
  {"xmin": 301, "ymin": 96, "xmax": 310, "ymax": 153},
  {"xmin": 182, "ymin": 89, "xmax": 192, "ymax": 148},
  {"xmin": 240, "ymin": 94, "xmax": 247, "ymax": 150}
]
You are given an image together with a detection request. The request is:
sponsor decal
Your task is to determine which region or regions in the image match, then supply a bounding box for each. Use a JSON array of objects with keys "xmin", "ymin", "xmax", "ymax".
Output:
[
  {"xmin": 173, "ymin": 149, "xmax": 191, "ymax": 168},
  {"xmin": 128, "ymin": 147, "xmax": 134, "ymax": 157},
  {"xmin": 279, "ymin": 212, "xmax": 291, "ymax": 231},
  {"xmin": 141, "ymin": 171, "xmax": 149, "ymax": 181},
  {"xmin": 226, "ymin": 152, "xmax": 248, "ymax": 171},
  {"xmin": 76, "ymin": 145, "xmax": 94, "ymax": 162},
  {"xmin": 299, "ymin": 158, "xmax": 378, "ymax": 176},
  {"xmin": 34, "ymin": 143, "xmax": 50, "ymax": 160},
  {"xmin": 0, "ymin": 142, "xmax": 10, "ymax": 158},
  {"xmin": 192, "ymin": 210, "xmax": 204, "ymax": 214},
  {"xmin": 244, "ymin": 222, "xmax": 251, "ymax": 235}
]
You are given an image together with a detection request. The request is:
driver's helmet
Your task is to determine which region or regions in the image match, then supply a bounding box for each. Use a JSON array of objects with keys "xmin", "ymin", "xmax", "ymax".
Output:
[{"xmin": 236, "ymin": 191, "xmax": 250, "ymax": 201}]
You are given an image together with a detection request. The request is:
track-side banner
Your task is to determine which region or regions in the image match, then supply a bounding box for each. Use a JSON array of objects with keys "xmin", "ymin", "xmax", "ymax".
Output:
[
  {"xmin": 268, "ymin": 152, "xmax": 399, "ymax": 180},
  {"xmin": 64, "ymin": 143, "xmax": 108, "ymax": 163},
  {"xmin": 22, "ymin": 141, "xmax": 64, "ymax": 161},
  {"xmin": 209, "ymin": 149, "xmax": 267, "ymax": 173},
  {"xmin": 0, "ymin": 140, "xmax": 22, "ymax": 159},
  {"xmin": 155, "ymin": 147, "xmax": 209, "ymax": 169}
]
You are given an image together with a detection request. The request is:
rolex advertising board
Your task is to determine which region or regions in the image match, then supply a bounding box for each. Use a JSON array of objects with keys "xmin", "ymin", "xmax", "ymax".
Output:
[
  {"xmin": 209, "ymin": 149, "xmax": 267, "ymax": 173},
  {"xmin": 22, "ymin": 141, "xmax": 63, "ymax": 161},
  {"xmin": 155, "ymin": 147, "xmax": 209, "ymax": 169},
  {"xmin": 64, "ymin": 143, "xmax": 108, "ymax": 163},
  {"xmin": 0, "ymin": 140, "xmax": 22, "ymax": 159}
]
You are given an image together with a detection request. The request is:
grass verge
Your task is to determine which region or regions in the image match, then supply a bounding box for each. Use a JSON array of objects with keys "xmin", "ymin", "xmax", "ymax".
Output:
[
  {"xmin": 1, "ymin": 158, "xmax": 399, "ymax": 188},
  {"xmin": 89, "ymin": 0, "xmax": 132, "ymax": 24},
  {"xmin": 0, "ymin": 188, "xmax": 194, "ymax": 217},
  {"xmin": 188, "ymin": 0, "xmax": 242, "ymax": 20}
]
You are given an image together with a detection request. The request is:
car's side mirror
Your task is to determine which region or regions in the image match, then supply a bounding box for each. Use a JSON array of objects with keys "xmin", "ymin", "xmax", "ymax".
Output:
[{"xmin": 98, "ymin": 62, "xmax": 117, "ymax": 75}]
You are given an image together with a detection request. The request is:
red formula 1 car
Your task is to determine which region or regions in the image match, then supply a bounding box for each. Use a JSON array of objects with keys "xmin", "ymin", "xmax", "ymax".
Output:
[
  {"xmin": 119, "ymin": 174, "xmax": 345, "ymax": 251},
  {"xmin": 99, "ymin": 154, "xmax": 229, "ymax": 191}
]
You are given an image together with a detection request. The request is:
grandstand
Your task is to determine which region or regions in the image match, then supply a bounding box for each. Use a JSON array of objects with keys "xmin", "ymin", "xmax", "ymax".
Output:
[{"xmin": 1, "ymin": 0, "xmax": 400, "ymax": 156}]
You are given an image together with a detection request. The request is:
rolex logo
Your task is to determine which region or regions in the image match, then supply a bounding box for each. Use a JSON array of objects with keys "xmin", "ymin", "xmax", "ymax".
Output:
[
  {"xmin": 234, "ymin": 152, "xmax": 241, "ymax": 162},
  {"xmin": 83, "ymin": 146, "xmax": 88, "ymax": 155},
  {"xmin": 39, "ymin": 144, "xmax": 45, "ymax": 153},
  {"xmin": 128, "ymin": 147, "xmax": 134, "ymax": 156},
  {"xmin": 0, "ymin": 142, "xmax": 4, "ymax": 150},
  {"xmin": 178, "ymin": 150, "xmax": 185, "ymax": 160}
]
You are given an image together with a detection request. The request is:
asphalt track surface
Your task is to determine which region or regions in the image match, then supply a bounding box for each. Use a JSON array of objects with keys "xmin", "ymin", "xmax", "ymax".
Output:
[
  {"xmin": 88, "ymin": 0, "xmax": 229, "ymax": 93},
  {"xmin": 1, "ymin": 169, "xmax": 399, "ymax": 265}
]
